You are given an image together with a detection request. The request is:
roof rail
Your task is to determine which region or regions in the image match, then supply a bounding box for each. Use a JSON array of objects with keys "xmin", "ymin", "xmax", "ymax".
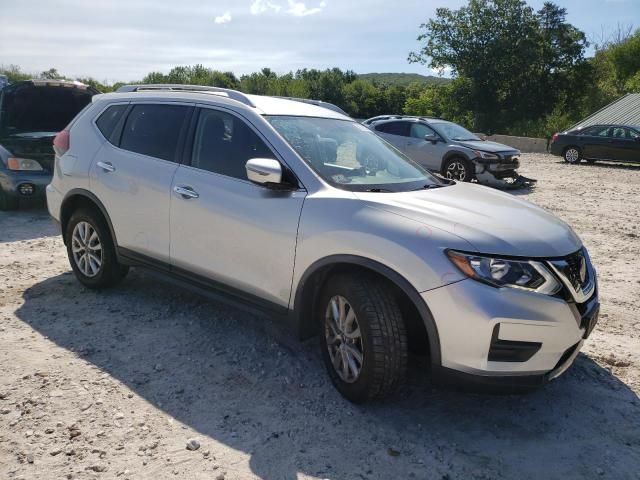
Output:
[
  {"xmin": 115, "ymin": 84, "xmax": 255, "ymax": 108},
  {"xmin": 275, "ymin": 96, "xmax": 349, "ymax": 116}
]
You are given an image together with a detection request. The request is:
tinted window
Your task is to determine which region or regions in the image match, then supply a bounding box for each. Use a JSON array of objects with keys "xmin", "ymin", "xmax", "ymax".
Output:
[
  {"xmin": 191, "ymin": 109, "xmax": 275, "ymax": 180},
  {"xmin": 375, "ymin": 121, "xmax": 410, "ymax": 137},
  {"xmin": 96, "ymin": 104, "xmax": 127, "ymax": 141},
  {"xmin": 580, "ymin": 126, "xmax": 610, "ymax": 137},
  {"xmin": 120, "ymin": 104, "xmax": 189, "ymax": 162},
  {"xmin": 628, "ymin": 129, "xmax": 640, "ymax": 139},
  {"xmin": 410, "ymin": 123, "xmax": 436, "ymax": 139}
]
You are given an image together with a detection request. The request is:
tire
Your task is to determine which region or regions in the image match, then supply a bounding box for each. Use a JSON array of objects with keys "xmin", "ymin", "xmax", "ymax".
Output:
[
  {"xmin": 442, "ymin": 157, "xmax": 474, "ymax": 182},
  {"xmin": 0, "ymin": 188, "xmax": 19, "ymax": 211},
  {"xmin": 319, "ymin": 273, "xmax": 408, "ymax": 403},
  {"xmin": 563, "ymin": 146, "xmax": 582, "ymax": 164},
  {"xmin": 65, "ymin": 208, "xmax": 129, "ymax": 289}
]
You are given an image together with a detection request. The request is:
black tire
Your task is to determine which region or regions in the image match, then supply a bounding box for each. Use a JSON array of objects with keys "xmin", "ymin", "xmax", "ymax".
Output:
[
  {"xmin": 65, "ymin": 208, "xmax": 128, "ymax": 289},
  {"xmin": 0, "ymin": 188, "xmax": 19, "ymax": 211},
  {"xmin": 442, "ymin": 156, "xmax": 474, "ymax": 182},
  {"xmin": 319, "ymin": 273, "xmax": 408, "ymax": 403},
  {"xmin": 563, "ymin": 146, "xmax": 582, "ymax": 164}
]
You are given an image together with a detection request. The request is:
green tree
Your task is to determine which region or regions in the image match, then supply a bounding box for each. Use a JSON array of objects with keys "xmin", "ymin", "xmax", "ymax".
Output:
[{"xmin": 409, "ymin": 0, "xmax": 589, "ymax": 133}]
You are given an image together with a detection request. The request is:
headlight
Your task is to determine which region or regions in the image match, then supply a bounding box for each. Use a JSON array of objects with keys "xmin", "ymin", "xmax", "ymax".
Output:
[
  {"xmin": 473, "ymin": 150, "xmax": 500, "ymax": 160},
  {"xmin": 7, "ymin": 157, "xmax": 43, "ymax": 171},
  {"xmin": 447, "ymin": 250, "xmax": 561, "ymax": 295}
]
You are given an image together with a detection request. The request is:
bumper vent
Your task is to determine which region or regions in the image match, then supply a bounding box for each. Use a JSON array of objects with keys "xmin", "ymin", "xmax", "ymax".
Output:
[{"xmin": 488, "ymin": 324, "xmax": 542, "ymax": 363}]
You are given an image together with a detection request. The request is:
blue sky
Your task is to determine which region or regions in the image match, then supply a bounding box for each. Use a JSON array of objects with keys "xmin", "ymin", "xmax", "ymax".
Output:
[{"xmin": 0, "ymin": 0, "xmax": 638, "ymax": 83}]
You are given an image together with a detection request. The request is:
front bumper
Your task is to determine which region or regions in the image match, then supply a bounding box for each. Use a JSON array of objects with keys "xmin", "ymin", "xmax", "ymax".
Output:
[
  {"xmin": 0, "ymin": 168, "xmax": 51, "ymax": 199},
  {"xmin": 422, "ymin": 277, "xmax": 598, "ymax": 384}
]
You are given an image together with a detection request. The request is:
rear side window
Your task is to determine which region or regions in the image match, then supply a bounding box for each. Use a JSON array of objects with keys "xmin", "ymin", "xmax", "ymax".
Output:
[
  {"xmin": 190, "ymin": 109, "xmax": 275, "ymax": 180},
  {"xmin": 375, "ymin": 121, "xmax": 410, "ymax": 137},
  {"xmin": 120, "ymin": 104, "xmax": 189, "ymax": 162},
  {"xmin": 95, "ymin": 104, "xmax": 127, "ymax": 141},
  {"xmin": 580, "ymin": 126, "xmax": 610, "ymax": 137}
]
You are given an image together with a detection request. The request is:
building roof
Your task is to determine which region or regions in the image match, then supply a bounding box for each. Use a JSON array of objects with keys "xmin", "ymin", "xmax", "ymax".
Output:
[{"xmin": 572, "ymin": 93, "xmax": 640, "ymax": 129}]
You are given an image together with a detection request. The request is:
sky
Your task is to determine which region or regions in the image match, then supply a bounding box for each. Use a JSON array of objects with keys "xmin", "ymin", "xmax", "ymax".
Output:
[{"xmin": 0, "ymin": 0, "xmax": 638, "ymax": 84}]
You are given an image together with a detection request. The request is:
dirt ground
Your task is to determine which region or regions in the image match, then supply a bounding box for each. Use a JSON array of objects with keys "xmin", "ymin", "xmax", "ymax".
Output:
[{"xmin": 1, "ymin": 153, "xmax": 639, "ymax": 480}]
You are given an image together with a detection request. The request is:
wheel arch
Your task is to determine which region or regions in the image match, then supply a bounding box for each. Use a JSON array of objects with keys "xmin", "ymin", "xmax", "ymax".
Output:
[
  {"xmin": 291, "ymin": 255, "xmax": 441, "ymax": 366},
  {"xmin": 60, "ymin": 189, "xmax": 117, "ymax": 247}
]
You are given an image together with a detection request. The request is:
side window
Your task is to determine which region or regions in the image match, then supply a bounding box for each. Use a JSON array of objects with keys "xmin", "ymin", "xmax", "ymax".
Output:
[
  {"xmin": 375, "ymin": 121, "xmax": 410, "ymax": 137},
  {"xmin": 628, "ymin": 129, "xmax": 639, "ymax": 139},
  {"xmin": 190, "ymin": 109, "xmax": 275, "ymax": 180},
  {"xmin": 581, "ymin": 126, "xmax": 610, "ymax": 137},
  {"xmin": 119, "ymin": 104, "xmax": 189, "ymax": 162},
  {"xmin": 95, "ymin": 104, "xmax": 127, "ymax": 142},
  {"xmin": 611, "ymin": 127, "xmax": 627, "ymax": 138},
  {"xmin": 410, "ymin": 123, "xmax": 436, "ymax": 139}
]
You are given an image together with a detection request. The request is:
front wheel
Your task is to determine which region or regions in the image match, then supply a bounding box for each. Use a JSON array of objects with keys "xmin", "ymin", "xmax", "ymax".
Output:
[
  {"xmin": 442, "ymin": 157, "xmax": 474, "ymax": 182},
  {"xmin": 319, "ymin": 274, "xmax": 408, "ymax": 403},
  {"xmin": 65, "ymin": 209, "xmax": 129, "ymax": 289},
  {"xmin": 563, "ymin": 147, "xmax": 582, "ymax": 164}
]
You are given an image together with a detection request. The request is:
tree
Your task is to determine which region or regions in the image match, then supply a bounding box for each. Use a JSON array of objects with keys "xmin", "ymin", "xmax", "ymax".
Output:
[
  {"xmin": 40, "ymin": 68, "xmax": 65, "ymax": 80},
  {"xmin": 409, "ymin": 0, "xmax": 589, "ymax": 133}
]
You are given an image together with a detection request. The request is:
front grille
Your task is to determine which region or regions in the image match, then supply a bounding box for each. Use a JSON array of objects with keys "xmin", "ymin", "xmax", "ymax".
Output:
[{"xmin": 548, "ymin": 248, "xmax": 595, "ymax": 304}]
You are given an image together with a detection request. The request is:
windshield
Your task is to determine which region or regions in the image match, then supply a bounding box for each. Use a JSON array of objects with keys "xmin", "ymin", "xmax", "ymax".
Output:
[
  {"xmin": 266, "ymin": 116, "xmax": 441, "ymax": 192},
  {"xmin": 432, "ymin": 121, "xmax": 480, "ymax": 142}
]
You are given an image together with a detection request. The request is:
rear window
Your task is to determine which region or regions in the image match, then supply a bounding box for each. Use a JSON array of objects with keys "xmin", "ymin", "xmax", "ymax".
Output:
[
  {"xmin": 95, "ymin": 104, "xmax": 127, "ymax": 141},
  {"xmin": 119, "ymin": 104, "xmax": 189, "ymax": 162}
]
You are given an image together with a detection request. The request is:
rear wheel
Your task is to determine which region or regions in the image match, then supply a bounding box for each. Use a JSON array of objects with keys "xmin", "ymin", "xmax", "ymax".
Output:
[
  {"xmin": 563, "ymin": 146, "xmax": 582, "ymax": 164},
  {"xmin": 0, "ymin": 188, "xmax": 19, "ymax": 211},
  {"xmin": 442, "ymin": 157, "xmax": 474, "ymax": 182},
  {"xmin": 65, "ymin": 208, "xmax": 128, "ymax": 289},
  {"xmin": 319, "ymin": 274, "xmax": 408, "ymax": 403}
]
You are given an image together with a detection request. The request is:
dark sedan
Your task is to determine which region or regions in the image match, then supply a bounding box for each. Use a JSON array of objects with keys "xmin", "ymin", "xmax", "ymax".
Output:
[{"xmin": 550, "ymin": 124, "xmax": 640, "ymax": 164}]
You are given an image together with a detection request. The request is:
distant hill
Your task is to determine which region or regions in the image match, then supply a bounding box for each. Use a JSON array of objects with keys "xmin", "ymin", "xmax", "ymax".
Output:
[{"xmin": 358, "ymin": 73, "xmax": 451, "ymax": 87}]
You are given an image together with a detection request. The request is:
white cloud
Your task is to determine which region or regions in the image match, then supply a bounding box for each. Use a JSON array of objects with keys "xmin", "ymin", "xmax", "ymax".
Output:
[
  {"xmin": 250, "ymin": 0, "xmax": 281, "ymax": 15},
  {"xmin": 214, "ymin": 11, "xmax": 232, "ymax": 24},
  {"xmin": 286, "ymin": 0, "xmax": 326, "ymax": 17}
]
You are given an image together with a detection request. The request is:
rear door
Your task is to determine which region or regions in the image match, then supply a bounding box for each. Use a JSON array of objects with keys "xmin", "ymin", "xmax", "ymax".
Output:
[
  {"xmin": 405, "ymin": 122, "xmax": 446, "ymax": 170},
  {"xmin": 169, "ymin": 105, "xmax": 305, "ymax": 307},
  {"xmin": 90, "ymin": 102, "xmax": 193, "ymax": 262},
  {"xmin": 579, "ymin": 126, "xmax": 612, "ymax": 159}
]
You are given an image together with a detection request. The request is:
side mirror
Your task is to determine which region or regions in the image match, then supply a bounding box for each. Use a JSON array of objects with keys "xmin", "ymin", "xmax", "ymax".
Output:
[
  {"xmin": 424, "ymin": 134, "xmax": 438, "ymax": 144},
  {"xmin": 246, "ymin": 158, "xmax": 285, "ymax": 187}
]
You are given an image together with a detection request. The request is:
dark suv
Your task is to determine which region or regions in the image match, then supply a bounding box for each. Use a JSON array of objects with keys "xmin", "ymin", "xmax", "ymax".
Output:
[
  {"xmin": 550, "ymin": 124, "xmax": 640, "ymax": 164},
  {"xmin": 0, "ymin": 79, "xmax": 98, "ymax": 209}
]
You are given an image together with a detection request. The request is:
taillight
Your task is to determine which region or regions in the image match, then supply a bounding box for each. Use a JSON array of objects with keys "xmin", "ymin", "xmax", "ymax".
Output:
[
  {"xmin": 53, "ymin": 129, "xmax": 70, "ymax": 156},
  {"xmin": 551, "ymin": 133, "xmax": 559, "ymax": 143}
]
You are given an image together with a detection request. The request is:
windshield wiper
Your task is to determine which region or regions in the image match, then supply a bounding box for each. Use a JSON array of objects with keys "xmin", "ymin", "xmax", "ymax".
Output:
[
  {"xmin": 364, "ymin": 187, "xmax": 393, "ymax": 193},
  {"xmin": 411, "ymin": 184, "xmax": 444, "ymax": 191}
]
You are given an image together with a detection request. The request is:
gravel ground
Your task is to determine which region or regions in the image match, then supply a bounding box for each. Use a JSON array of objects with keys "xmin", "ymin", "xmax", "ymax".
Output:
[{"xmin": 1, "ymin": 153, "xmax": 639, "ymax": 480}]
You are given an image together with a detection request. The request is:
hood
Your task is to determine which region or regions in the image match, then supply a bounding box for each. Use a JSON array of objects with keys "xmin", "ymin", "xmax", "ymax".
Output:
[
  {"xmin": 456, "ymin": 140, "xmax": 519, "ymax": 154},
  {"xmin": 355, "ymin": 183, "xmax": 581, "ymax": 258},
  {"xmin": 0, "ymin": 81, "xmax": 97, "ymax": 170}
]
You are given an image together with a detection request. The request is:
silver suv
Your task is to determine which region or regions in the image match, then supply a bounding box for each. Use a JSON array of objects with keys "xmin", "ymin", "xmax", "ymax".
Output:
[
  {"xmin": 47, "ymin": 85, "xmax": 599, "ymax": 403},
  {"xmin": 364, "ymin": 115, "xmax": 534, "ymax": 188}
]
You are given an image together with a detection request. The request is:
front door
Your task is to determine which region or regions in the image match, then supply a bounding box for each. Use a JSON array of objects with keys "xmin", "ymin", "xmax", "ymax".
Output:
[
  {"xmin": 169, "ymin": 106, "xmax": 306, "ymax": 307},
  {"xmin": 405, "ymin": 122, "xmax": 446, "ymax": 170}
]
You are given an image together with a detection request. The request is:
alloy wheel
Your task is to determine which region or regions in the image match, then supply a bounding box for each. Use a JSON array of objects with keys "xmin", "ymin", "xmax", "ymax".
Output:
[
  {"xmin": 446, "ymin": 160, "xmax": 467, "ymax": 181},
  {"xmin": 325, "ymin": 295, "xmax": 363, "ymax": 383},
  {"xmin": 71, "ymin": 221, "xmax": 103, "ymax": 277},
  {"xmin": 565, "ymin": 148, "xmax": 580, "ymax": 163}
]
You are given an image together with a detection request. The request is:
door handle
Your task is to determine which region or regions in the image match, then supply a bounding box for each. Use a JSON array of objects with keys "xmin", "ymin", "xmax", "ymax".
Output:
[
  {"xmin": 97, "ymin": 161, "xmax": 115, "ymax": 172},
  {"xmin": 173, "ymin": 185, "xmax": 199, "ymax": 199}
]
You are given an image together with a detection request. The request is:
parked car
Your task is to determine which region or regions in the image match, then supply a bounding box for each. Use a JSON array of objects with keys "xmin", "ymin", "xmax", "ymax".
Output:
[
  {"xmin": 363, "ymin": 115, "xmax": 534, "ymax": 188},
  {"xmin": 47, "ymin": 85, "xmax": 599, "ymax": 403},
  {"xmin": 550, "ymin": 124, "xmax": 640, "ymax": 164},
  {"xmin": 0, "ymin": 79, "xmax": 98, "ymax": 210}
]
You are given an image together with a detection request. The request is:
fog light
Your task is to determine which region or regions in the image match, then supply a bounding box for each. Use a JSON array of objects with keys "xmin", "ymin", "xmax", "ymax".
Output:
[{"xmin": 18, "ymin": 183, "xmax": 35, "ymax": 196}]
